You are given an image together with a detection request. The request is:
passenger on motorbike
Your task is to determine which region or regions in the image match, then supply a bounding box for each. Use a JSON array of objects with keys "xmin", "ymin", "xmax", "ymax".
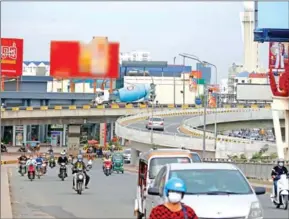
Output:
[
  {"xmin": 58, "ymin": 151, "xmax": 68, "ymax": 177},
  {"xmin": 18, "ymin": 152, "xmax": 28, "ymax": 173},
  {"xmin": 48, "ymin": 146, "xmax": 53, "ymax": 154},
  {"xmin": 72, "ymin": 155, "xmax": 90, "ymax": 190},
  {"xmin": 149, "ymin": 177, "xmax": 198, "ymax": 219},
  {"xmin": 271, "ymin": 158, "xmax": 288, "ymax": 197}
]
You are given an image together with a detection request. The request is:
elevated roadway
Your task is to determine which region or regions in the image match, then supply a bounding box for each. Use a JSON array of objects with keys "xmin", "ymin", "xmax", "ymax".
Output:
[
  {"xmin": 116, "ymin": 107, "xmax": 279, "ymax": 159},
  {"xmin": 6, "ymin": 161, "xmax": 288, "ymax": 218}
]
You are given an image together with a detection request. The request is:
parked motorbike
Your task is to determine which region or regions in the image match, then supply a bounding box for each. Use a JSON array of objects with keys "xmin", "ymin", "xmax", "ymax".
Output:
[
  {"xmin": 49, "ymin": 157, "xmax": 56, "ymax": 168},
  {"xmin": 36, "ymin": 162, "xmax": 42, "ymax": 179},
  {"xmin": 18, "ymin": 146, "xmax": 27, "ymax": 152},
  {"xmin": 103, "ymin": 160, "xmax": 112, "ymax": 176},
  {"xmin": 271, "ymin": 174, "xmax": 289, "ymax": 210},
  {"xmin": 27, "ymin": 164, "xmax": 35, "ymax": 181},
  {"xmin": 59, "ymin": 163, "xmax": 67, "ymax": 181},
  {"xmin": 19, "ymin": 160, "xmax": 27, "ymax": 176},
  {"xmin": 1, "ymin": 143, "xmax": 7, "ymax": 152},
  {"xmin": 75, "ymin": 168, "xmax": 86, "ymax": 195}
]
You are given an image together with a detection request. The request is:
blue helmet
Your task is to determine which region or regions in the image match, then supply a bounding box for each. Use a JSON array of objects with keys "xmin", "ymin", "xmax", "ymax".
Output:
[{"xmin": 164, "ymin": 177, "xmax": 186, "ymax": 196}]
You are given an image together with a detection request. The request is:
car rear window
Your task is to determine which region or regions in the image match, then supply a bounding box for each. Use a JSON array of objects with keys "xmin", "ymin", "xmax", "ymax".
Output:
[
  {"xmin": 149, "ymin": 157, "xmax": 191, "ymax": 179},
  {"xmin": 150, "ymin": 118, "xmax": 163, "ymax": 122}
]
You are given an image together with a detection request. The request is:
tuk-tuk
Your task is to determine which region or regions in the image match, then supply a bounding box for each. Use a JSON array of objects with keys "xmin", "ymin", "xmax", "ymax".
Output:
[
  {"xmin": 134, "ymin": 148, "xmax": 196, "ymax": 219},
  {"xmin": 112, "ymin": 153, "xmax": 124, "ymax": 174}
]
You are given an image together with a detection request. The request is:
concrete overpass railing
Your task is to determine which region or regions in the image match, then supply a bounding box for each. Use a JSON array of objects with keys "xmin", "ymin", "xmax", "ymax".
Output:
[{"xmin": 115, "ymin": 106, "xmax": 277, "ymax": 158}]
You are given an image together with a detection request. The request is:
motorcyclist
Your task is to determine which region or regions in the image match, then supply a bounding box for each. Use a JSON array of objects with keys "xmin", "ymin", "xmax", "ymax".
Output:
[
  {"xmin": 26, "ymin": 155, "xmax": 37, "ymax": 177},
  {"xmin": 72, "ymin": 154, "xmax": 90, "ymax": 190},
  {"xmin": 47, "ymin": 146, "xmax": 53, "ymax": 154},
  {"xmin": 149, "ymin": 177, "xmax": 198, "ymax": 219},
  {"xmin": 102, "ymin": 153, "xmax": 112, "ymax": 170},
  {"xmin": 57, "ymin": 151, "xmax": 68, "ymax": 177},
  {"xmin": 35, "ymin": 153, "xmax": 44, "ymax": 173},
  {"xmin": 271, "ymin": 158, "xmax": 288, "ymax": 197},
  {"xmin": 18, "ymin": 152, "xmax": 28, "ymax": 173}
]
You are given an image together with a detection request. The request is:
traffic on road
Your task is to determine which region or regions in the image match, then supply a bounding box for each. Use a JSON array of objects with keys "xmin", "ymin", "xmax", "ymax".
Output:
[{"xmin": 8, "ymin": 148, "xmax": 289, "ymax": 218}]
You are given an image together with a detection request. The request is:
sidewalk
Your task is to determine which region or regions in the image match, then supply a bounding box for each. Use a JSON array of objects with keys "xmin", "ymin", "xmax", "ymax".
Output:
[{"xmin": 1, "ymin": 166, "xmax": 13, "ymax": 218}]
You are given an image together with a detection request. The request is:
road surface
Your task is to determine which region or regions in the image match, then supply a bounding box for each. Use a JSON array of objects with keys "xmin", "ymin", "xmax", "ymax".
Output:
[{"xmin": 9, "ymin": 160, "xmax": 288, "ymax": 218}]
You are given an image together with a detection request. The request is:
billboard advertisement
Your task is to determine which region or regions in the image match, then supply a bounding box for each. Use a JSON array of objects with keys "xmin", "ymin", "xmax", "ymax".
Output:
[
  {"xmin": 269, "ymin": 42, "xmax": 289, "ymax": 74},
  {"xmin": 1, "ymin": 38, "xmax": 23, "ymax": 77},
  {"xmin": 236, "ymin": 84, "xmax": 272, "ymax": 101},
  {"xmin": 50, "ymin": 37, "xmax": 119, "ymax": 79},
  {"xmin": 257, "ymin": 2, "xmax": 289, "ymax": 29}
]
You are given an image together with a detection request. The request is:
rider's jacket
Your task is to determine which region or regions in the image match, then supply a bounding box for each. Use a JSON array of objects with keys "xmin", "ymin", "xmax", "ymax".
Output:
[
  {"xmin": 271, "ymin": 166, "xmax": 288, "ymax": 179},
  {"xmin": 18, "ymin": 156, "xmax": 28, "ymax": 162},
  {"xmin": 103, "ymin": 158, "xmax": 111, "ymax": 163},
  {"xmin": 57, "ymin": 156, "xmax": 68, "ymax": 165},
  {"xmin": 26, "ymin": 159, "xmax": 37, "ymax": 166},
  {"xmin": 72, "ymin": 161, "xmax": 86, "ymax": 173},
  {"xmin": 35, "ymin": 157, "xmax": 43, "ymax": 165}
]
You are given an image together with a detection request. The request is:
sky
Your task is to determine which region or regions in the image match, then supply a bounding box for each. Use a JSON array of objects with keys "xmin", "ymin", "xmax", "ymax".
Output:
[{"xmin": 1, "ymin": 1, "xmax": 287, "ymax": 81}]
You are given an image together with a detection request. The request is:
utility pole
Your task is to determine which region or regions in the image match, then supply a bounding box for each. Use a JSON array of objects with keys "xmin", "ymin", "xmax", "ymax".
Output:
[
  {"xmin": 202, "ymin": 85, "xmax": 207, "ymax": 159},
  {"xmin": 150, "ymin": 78, "xmax": 156, "ymax": 146},
  {"xmin": 182, "ymin": 56, "xmax": 186, "ymax": 105}
]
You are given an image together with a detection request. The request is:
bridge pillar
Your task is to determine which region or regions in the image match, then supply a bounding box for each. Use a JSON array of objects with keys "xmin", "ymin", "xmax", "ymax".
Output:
[
  {"xmin": 271, "ymin": 97, "xmax": 289, "ymax": 160},
  {"xmin": 131, "ymin": 148, "xmax": 139, "ymax": 166},
  {"xmin": 67, "ymin": 125, "xmax": 81, "ymax": 156}
]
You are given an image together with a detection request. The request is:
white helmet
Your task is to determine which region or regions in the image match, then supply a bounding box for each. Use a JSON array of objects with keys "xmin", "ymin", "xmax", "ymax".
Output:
[{"xmin": 60, "ymin": 151, "xmax": 66, "ymax": 156}]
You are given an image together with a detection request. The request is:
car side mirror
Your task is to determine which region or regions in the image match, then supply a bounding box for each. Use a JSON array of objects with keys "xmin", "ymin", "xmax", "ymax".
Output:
[
  {"xmin": 148, "ymin": 187, "xmax": 160, "ymax": 196},
  {"xmin": 254, "ymin": 187, "xmax": 266, "ymax": 195}
]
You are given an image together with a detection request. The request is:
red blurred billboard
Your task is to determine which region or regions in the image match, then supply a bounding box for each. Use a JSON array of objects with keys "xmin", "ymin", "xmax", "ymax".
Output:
[
  {"xmin": 269, "ymin": 42, "xmax": 289, "ymax": 74},
  {"xmin": 50, "ymin": 37, "xmax": 119, "ymax": 78},
  {"xmin": 1, "ymin": 38, "xmax": 23, "ymax": 77}
]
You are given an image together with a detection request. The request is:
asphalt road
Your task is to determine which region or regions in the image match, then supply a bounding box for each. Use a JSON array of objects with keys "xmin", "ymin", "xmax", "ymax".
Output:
[
  {"xmin": 9, "ymin": 160, "xmax": 288, "ymax": 218},
  {"xmin": 128, "ymin": 115, "xmax": 194, "ymax": 135}
]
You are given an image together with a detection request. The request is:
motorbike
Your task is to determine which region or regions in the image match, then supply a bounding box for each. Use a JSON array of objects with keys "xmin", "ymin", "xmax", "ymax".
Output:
[
  {"xmin": 18, "ymin": 146, "xmax": 27, "ymax": 152},
  {"xmin": 1, "ymin": 143, "xmax": 7, "ymax": 152},
  {"xmin": 42, "ymin": 162, "xmax": 47, "ymax": 174},
  {"xmin": 87, "ymin": 160, "xmax": 93, "ymax": 171},
  {"xmin": 271, "ymin": 174, "xmax": 289, "ymax": 210},
  {"xmin": 75, "ymin": 168, "xmax": 86, "ymax": 195},
  {"xmin": 19, "ymin": 160, "xmax": 27, "ymax": 176},
  {"xmin": 59, "ymin": 163, "xmax": 67, "ymax": 181},
  {"xmin": 27, "ymin": 164, "xmax": 35, "ymax": 181},
  {"xmin": 36, "ymin": 162, "xmax": 42, "ymax": 179},
  {"xmin": 49, "ymin": 157, "xmax": 56, "ymax": 168},
  {"xmin": 103, "ymin": 160, "xmax": 112, "ymax": 176}
]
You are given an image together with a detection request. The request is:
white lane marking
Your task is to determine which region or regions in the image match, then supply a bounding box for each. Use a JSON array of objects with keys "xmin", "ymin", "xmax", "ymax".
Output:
[{"xmin": 164, "ymin": 123, "xmax": 179, "ymax": 131}]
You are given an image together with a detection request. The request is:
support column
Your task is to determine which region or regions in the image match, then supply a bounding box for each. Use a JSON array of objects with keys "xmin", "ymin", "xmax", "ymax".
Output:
[
  {"xmin": 131, "ymin": 148, "xmax": 139, "ymax": 166},
  {"xmin": 272, "ymin": 110, "xmax": 284, "ymax": 158},
  {"xmin": 99, "ymin": 123, "xmax": 107, "ymax": 147},
  {"xmin": 67, "ymin": 125, "xmax": 81, "ymax": 156},
  {"xmin": 12, "ymin": 126, "xmax": 16, "ymax": 146},
  {"xmin": 110, "ymin": 122, "xmax": 114, "ymax": 141},
  {"xmin": 23, "ymin": 125, "xmax": 27, "ymax": 145},
  {"xmin": 62, "ymin": 124, "xmax": 67, "ymax": 146}
]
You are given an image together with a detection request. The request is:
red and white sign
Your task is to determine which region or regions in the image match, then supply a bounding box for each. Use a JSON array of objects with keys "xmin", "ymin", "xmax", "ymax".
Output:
[
  {"xmin": 50, "ymin": 37, "xmax": 119, "ymax": 79},
  {"xmin": 1, "ymin": 38, "xmax": 24, "ymax": 77}
]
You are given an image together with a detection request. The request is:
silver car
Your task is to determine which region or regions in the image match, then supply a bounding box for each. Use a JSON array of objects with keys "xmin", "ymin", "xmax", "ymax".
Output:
[
  {"xmin": 146, "ymin": 117, "xmax": 164, "ymax": 131},
  {"xmin": 123, "ymin": 148, "xmax": 131, "ymax": 163}
]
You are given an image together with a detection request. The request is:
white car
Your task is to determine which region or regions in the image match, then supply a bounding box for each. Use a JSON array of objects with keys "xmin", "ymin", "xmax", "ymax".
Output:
[
  {"xmin": 123, "ymin": 148, "xmax": 131, "ymax": 163},
  {"xmin": 146, "ymin": 163, "xmax": 266, "ymax": 219},
  {"xmin": 146, "ymin": 117, "xmax": 164, "ymax": 131}
]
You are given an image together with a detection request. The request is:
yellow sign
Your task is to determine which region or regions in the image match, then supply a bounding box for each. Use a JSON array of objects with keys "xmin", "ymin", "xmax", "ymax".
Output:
[
  {"xmin": 40, "ymin": 106, "xmax": 48, "ymax": 110},
  {"xmin": 54, "ymin": 106, "xmax": 62, "ymax": 110},
  {"xmin": 12, "ymin": 107, "xmax": 19, "ymax": 111},
  {"xmin": 83, "ymin": 105, "xmax": 91, "ymax": 109},
  {"xmin": 26, "ymin": 106, "xmax": 33, "ymax": 111},
  {"xmin": 69, "ymin": 105, "xmax": 77, "ymax": 110}
]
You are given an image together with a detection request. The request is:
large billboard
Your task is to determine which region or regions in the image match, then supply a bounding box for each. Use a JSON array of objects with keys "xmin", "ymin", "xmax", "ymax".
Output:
[
  {"xmin": 257, "ymin": 2, "xmax": 289, "ymax": 29},
  {"xmin": 50, "ymin": 37, "xmax": 119, "ymax": 78},
  {"xmin": 269, "ymin": 42, "xmax": 289, "ymax": 74},
  {"xmin": 1, "ymin": 38, "xmax": 23, "ymax": 77},
  {"xmin": 236, "ymin": 84, "xmax": 272, "ymax": 101}
]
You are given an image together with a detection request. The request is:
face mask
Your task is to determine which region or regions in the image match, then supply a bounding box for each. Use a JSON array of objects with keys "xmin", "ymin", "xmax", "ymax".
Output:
[
  {"xmin": 278, "ymin": 162, "xmax": 284, "ymax": 167},
  {"xmin": 168, "ymin": 192, "xmax": 182, "ymax": 203}
]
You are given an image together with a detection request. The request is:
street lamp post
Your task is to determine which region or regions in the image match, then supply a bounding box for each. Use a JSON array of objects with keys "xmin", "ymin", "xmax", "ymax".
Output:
[
  {"xmin": 150, "ymin": 77, "xmax": 156, "ymax": 146},
  {"xmin": 203, "ymin": 61, "xmax": 218, "ymax": 149}
]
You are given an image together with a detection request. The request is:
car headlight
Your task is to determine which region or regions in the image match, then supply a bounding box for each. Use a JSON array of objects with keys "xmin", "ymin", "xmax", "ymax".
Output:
[{"xmin": 248, "ymin": 201, "xmax": 263, "ymax": 219}]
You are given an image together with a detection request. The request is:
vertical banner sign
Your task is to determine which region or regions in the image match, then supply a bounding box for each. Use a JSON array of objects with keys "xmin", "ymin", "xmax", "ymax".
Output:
[
  {"xmin": 268, "ymin": 42, "xmax": 289, "ymax": 97},
  {"xmin": 50, "ymin": 37, "xmax": 119, "ymax": 79},
  {"xmin": 1, "ymin": 38, "xmax": 24, "ymax": 77}
]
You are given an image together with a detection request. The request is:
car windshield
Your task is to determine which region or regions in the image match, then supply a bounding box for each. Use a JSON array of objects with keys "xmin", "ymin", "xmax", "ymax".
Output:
[
  {"xmin": 150, "ymin": 118, "xmax": 163, "ymax": 122},
  {"xmin": 169, "ymin": 169, "xmax": 253, "ymax": 195},
  {"xmin": 191, "ymin": 153, "xmax": 201, "ymax": 162},
  {"xmin": 149, "ymin": 157, "xmax": 191, "ymax": 179},
  {"xmin": 124, "ymin": 149, "xmax": 131, "ymax": 155}
]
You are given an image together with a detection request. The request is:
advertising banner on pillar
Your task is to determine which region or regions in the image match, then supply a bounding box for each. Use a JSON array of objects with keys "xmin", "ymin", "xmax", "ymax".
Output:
[
  {"xmin": 50, "ymin": 37, "xmax": 119, "ymax": 79},
  {"xmin": 269, "ymin": 42, "xmax": 289, "ymax": 75},
  {"xmin": 1, "ymin": 38, "xmax": 24, "ymax": 77}
]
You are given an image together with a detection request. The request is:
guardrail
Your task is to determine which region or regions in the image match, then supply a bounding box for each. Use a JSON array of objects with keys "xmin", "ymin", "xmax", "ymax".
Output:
[
  {"xmin": 0, "ymin": 103, "xmax": 271, "ymax": 112},
  {"xmin": 203, "ymin": 158, "xmax": 289, "ymax": 181}
]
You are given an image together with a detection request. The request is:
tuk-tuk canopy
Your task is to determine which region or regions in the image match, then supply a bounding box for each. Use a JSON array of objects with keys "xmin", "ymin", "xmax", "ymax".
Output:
[{"xmin": 112, "ymin": 153, "xmax": 123, "ymax": 161}]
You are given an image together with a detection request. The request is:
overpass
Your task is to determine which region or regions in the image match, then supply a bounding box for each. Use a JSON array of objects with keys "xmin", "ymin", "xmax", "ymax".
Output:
[{"xmin": 115, "ymin": 107, "xmax": 280, "ymax": 163}]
